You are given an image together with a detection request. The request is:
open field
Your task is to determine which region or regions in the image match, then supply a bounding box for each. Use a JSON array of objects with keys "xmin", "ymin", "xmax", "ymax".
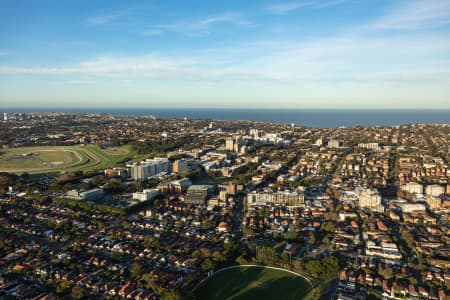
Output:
[
  {"xmin": 195, "ymin": 266, "xmax": 313, "ymax": 300},
  {"xmin": 0, "ymin": 145, "xmax": 138, "ymax": 174}
]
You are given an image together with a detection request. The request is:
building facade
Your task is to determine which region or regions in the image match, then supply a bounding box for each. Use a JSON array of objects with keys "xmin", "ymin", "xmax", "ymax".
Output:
[
  {"xmin": 247, "ymin": 190, "xmax": 305, "ymax": 207},
  {"xmin": 131, "ymin": 158, "xmax": 171, "ymax": 181},
  {"xmin": 425, "ymin": 184, "xmax": 444, "ymax": 197}
]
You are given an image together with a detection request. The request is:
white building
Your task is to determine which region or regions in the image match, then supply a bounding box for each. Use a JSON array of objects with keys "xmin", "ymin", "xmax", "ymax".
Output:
[
  {"xmin": 398, "ymin": 203, "xmax": 426, "ymax": 213},
  {"xmin": 249, "ymin": 128, "xmax": 261, "ymax": 138},
  {"xmin": 402, "ymin": 182, "xmax": 423, "ymax": 195},
  {"xmin": 314, "ymin": 138, "xmax": 323, "ymax": 146},
  {"xmin": 247, "ymin": 190, "xmax": 304, "ymax": 207},
  {"xmin": 425, "ymin": 184, "xmax": 444, "ymax": 197},
  {"xmin": 158, "ymin": 178, "xmax": 192, "ymax": 194},
  {"xmin": 365, "ymin": 241, "xmax": 402, "ymax": 260},
  {"xmin": 327, "ymin": 139, "xmax": 341, "ymax": 148},
  {"xmin": 66, "ymin": 188, "xmax": 104, "ymax": 201},
  {"xmin": 225, "ymin": 138, "xmax": 234, "ymax": 151},
  {"xmin": 357, "ymin": 143, "xmax": 379, "ymax": 150},
  {"xmin": 355, "ymin": 187, "xmax": 383, "ymax": 211},
  {"xmin": 132, "ymin": 188, "xmax": 160, "ymax": 201},
  {"xmin": 131, "ymin": 158, "xmax": 171, "ymax": 181}
]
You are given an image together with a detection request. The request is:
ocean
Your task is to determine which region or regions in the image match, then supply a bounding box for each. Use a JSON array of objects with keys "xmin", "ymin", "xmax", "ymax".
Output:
[{"xmin": 4, "ymin": 108, "xmax": 450, "ymax": 128}]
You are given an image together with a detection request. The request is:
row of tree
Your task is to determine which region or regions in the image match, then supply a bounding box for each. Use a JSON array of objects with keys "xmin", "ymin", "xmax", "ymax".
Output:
[{"xmin": 53, "ymin": 198, "xmax": 126, "ymax": 215}]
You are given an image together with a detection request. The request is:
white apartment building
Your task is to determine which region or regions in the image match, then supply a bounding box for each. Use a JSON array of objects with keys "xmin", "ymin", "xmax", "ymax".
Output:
[
  {"xmin": 425, "ymin": 184, "xmax": 444, "ymax": 197},
  {"xmin": 247, "ymin": 190, "xmax": 305, "ymax": 207},
  {"xmin": 131, "ymin": 158, "xmax": 171, "ymax": 181},
  {"xmin": 398, "ymin": 202, "xmax": 426, "ymax": 213},
  {"xmin": 327, "ymin": 139, "xmax": 341, "ymax": 148},
  {"xmin": 355, "ymin": 187, "xmax": 383, "ymax": 212},
  {"xmin": 402, "ymin": 182, "xmax": 424, "ymax": 195},
  {"xmin": 357, "ymin": 143, "xmax": 379, "ymax": 150},
  {"xmin": 365, "ymin": 241, "xmax": 402, "ymax": 260},
  {"xmin": 132, "ymin": 188, "xmax": 160, "ymax": 201}
]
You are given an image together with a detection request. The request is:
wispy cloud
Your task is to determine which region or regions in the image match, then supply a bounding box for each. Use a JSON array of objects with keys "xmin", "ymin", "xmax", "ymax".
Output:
[
  {"xmin": 267, "ymin": 0, "xmax": 346, "ymax": 14},
  {"xmin": 0, "ymin": 55, "xmax": 198, "ymax": 77},
  {"xmin": 86, "ymin": 4, "xmax": 156, "ymax": 26},
  {"xmin": 142, "ymin": 12, "xmax": 252, "ymax": 36},
  {"xmin": 2, "ymin": 1, "xmax": 450, "ymax": 87},
  {"xmin": 50, "ymin": 41, "xmax": 96, "ymax": 48},
  {"xmin": 1, "ymin": 30, "xmax": 450, "ymax": 85},
  {"xmin": 141, "ymin": 29, "xmax": 164, "ymax": 36},
  {"xmin": 53, "ymin": 79, "xmax": 96, "ymax": 85},
  {"xmin": 0, "ymin": 51, "xmax": 9, "ymax": 57},
  {"xmin": 369, "ymin": 0, "xmax": 450, "ymax": 30},
  {"xmin": 87, "ymin": 13, "xmax": 122, "ymax": 25}
]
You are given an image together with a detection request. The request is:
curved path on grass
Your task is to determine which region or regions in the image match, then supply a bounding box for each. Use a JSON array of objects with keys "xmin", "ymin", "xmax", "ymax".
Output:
[
  {"xmin": 0, "ymin": 146, "xmax": 125, "ymax": 174},
  {"xmin": 193, "ymin": 264, "xmax": 314, "ymax": 292},
  {"xmin": 0, "ymin": 148, "xmax": 85, "ymax": 173},
  {"xmin": 102, "ymin": 147, "xmax": 130, "ymax": 156}
]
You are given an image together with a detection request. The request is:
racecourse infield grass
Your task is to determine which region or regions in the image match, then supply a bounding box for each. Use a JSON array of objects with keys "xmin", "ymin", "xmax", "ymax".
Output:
[
  {"xmin": 195, "ymin": 266, "xmax": 313, "ymax": 300},
  {"xmin": 0, "ymin": 145, "xmax": 139, "ymax": 174}
]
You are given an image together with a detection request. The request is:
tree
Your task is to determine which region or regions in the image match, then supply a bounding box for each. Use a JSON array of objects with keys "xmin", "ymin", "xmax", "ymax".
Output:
[
  {"xmin": 153, "ymin": 199, "xmax": 161, "ymax": 208},
  {"xmin": 201, "ymin": 258, "xmax": 215, "ymax": 272},
  {"xmin": 56, "ymin": 280, "xmax": 71, "ymax": 294},
  {"xmin": 191, "ymin": 250, "xmax": 202, "ymax": 259},
  {"xmin": 409, "ymin": 277, "xmax": 418, "ymax": 285},
  {"xmin": 321, "ymin": 222, "xmax": 336, "ymax": 232},
  {"xmin": 308, "ymin": 232, "xmax": 317, "ymax": 245},
  {"xmin": 142, "ymin": 274, "xmax": 163, "ymax": 294},
  {"xmin": 284, "ymin": 231, "xmax": 298, "ymax": 241},
  {"xmin": 130, "ymin": 262, "xmax": 142, "ymax": 279},
  {"xmin": 323, "ymin": 233, "xmax": 332, "ymax": 247},
  {"xmin": 202, "ymin": 218, "xmax": 214, "ymax": 230},
  {"xmin": 71, "ymin": 285, "xmax": 86, "ymax": 300},
  {"xmin": 236, "ymin": 255, "xmax": 248, "ymax": 265},
  {"xmin": 212, "ymin": 251, "xmax": 225, "ymax": 263},
  {"xmin": 281, "ymin": 252, "xmax": 290, "ymax": 264},
  {"xmin": 379, "ymin": 266, "xmax": 394, "ymax": 279},
  {"xmin": 144, "ymin": 236, "xmax": 160, "ymax": 249},
  {"xmin": 161, "ymin": 289, "xmax": 183, "ymax": 300},
  {"xmin": 104, "ymin": 180, "xmax": 124, "ymax": 192},
  {"xmin": 91, "ymin": 175, "xmax": 106, "ymax": 186},
  {"xmin": 305, "ymin": 256, "xmax": 339, "ymax": 279},
  {"xmin": 243, "ymin": 226, "xmax": 255, "ymax": 236},
  {"xmin": 120, "ymin": 220, "xmax": 131, "ymax": 229}
]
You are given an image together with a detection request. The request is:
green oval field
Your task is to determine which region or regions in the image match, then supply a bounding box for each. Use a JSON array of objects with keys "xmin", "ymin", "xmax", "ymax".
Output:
[
  {"xmin": 0, "ymin": 149, "xmax": 78, "ymax": 169},
  {"xmin": 195, "ymin": 266, "xmax": 313, "ymax": 300},
  {"xmin": 0, "ymin": 145, "xmax": 138, "ymax": 174}
]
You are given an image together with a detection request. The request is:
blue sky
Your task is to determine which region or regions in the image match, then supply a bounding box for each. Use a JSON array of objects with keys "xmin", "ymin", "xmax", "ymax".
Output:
[{"xmin": 1, "ymin": 0, "xmax": 450, "ymax": 109}]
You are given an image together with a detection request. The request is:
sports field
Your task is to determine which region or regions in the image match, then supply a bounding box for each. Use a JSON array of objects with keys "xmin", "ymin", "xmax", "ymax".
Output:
[
  {"xmin": 195, "ymin": 266, "xmax": 313, "ymax": 300},
  {"xmin": 0, "ymin": 145, "xmax": 140, "ymax": 174}
]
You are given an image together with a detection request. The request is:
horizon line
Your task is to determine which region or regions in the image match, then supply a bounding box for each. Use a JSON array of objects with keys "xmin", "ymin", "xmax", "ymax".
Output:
[{"xmin": 2, "ymin": 107, "xmax": 450, "ymax": 111}]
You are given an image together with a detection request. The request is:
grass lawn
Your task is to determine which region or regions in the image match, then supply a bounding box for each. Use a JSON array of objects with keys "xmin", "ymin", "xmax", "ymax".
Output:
[
  {"xmin": 195, "ymin": 266, "xmax": 313, "ymax": 300},
  {"xmin": 0, "ymin": 149, "xmax": 78, "ymax": 169},
  {"xmin": 0, "ymin": 145, "xmax": 139, "ymax": 174}
]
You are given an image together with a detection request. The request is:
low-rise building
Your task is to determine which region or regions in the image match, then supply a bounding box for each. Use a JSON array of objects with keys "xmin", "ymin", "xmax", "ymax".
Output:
[
  {"xmin": 398, "ymin": 202, "xmax": 426, "ymax": 213},
  {"xmin": 184, "ymin": 185, "xmax": 215, "ymax": 205},
  {"xmin": 355, "ymin": 187, "xmax": 383, "ymax": 212},
  {"xmin": 132, "ymin": 189, "xmax": 160, "ymax": 201},
  {"xmin": 247, "ymin": 190, "xmax": 304, "ymax": 207},
  {"xmin": 425, "ymin": 184, "xmax": 444, "ymax": 197},
  {"xmin": 66, "ymin": 188, "xmax": 104, "ymax": 201},
  {"xmin": 402, "ymin": 182, "xmax": 423, "ymax": 195}
]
